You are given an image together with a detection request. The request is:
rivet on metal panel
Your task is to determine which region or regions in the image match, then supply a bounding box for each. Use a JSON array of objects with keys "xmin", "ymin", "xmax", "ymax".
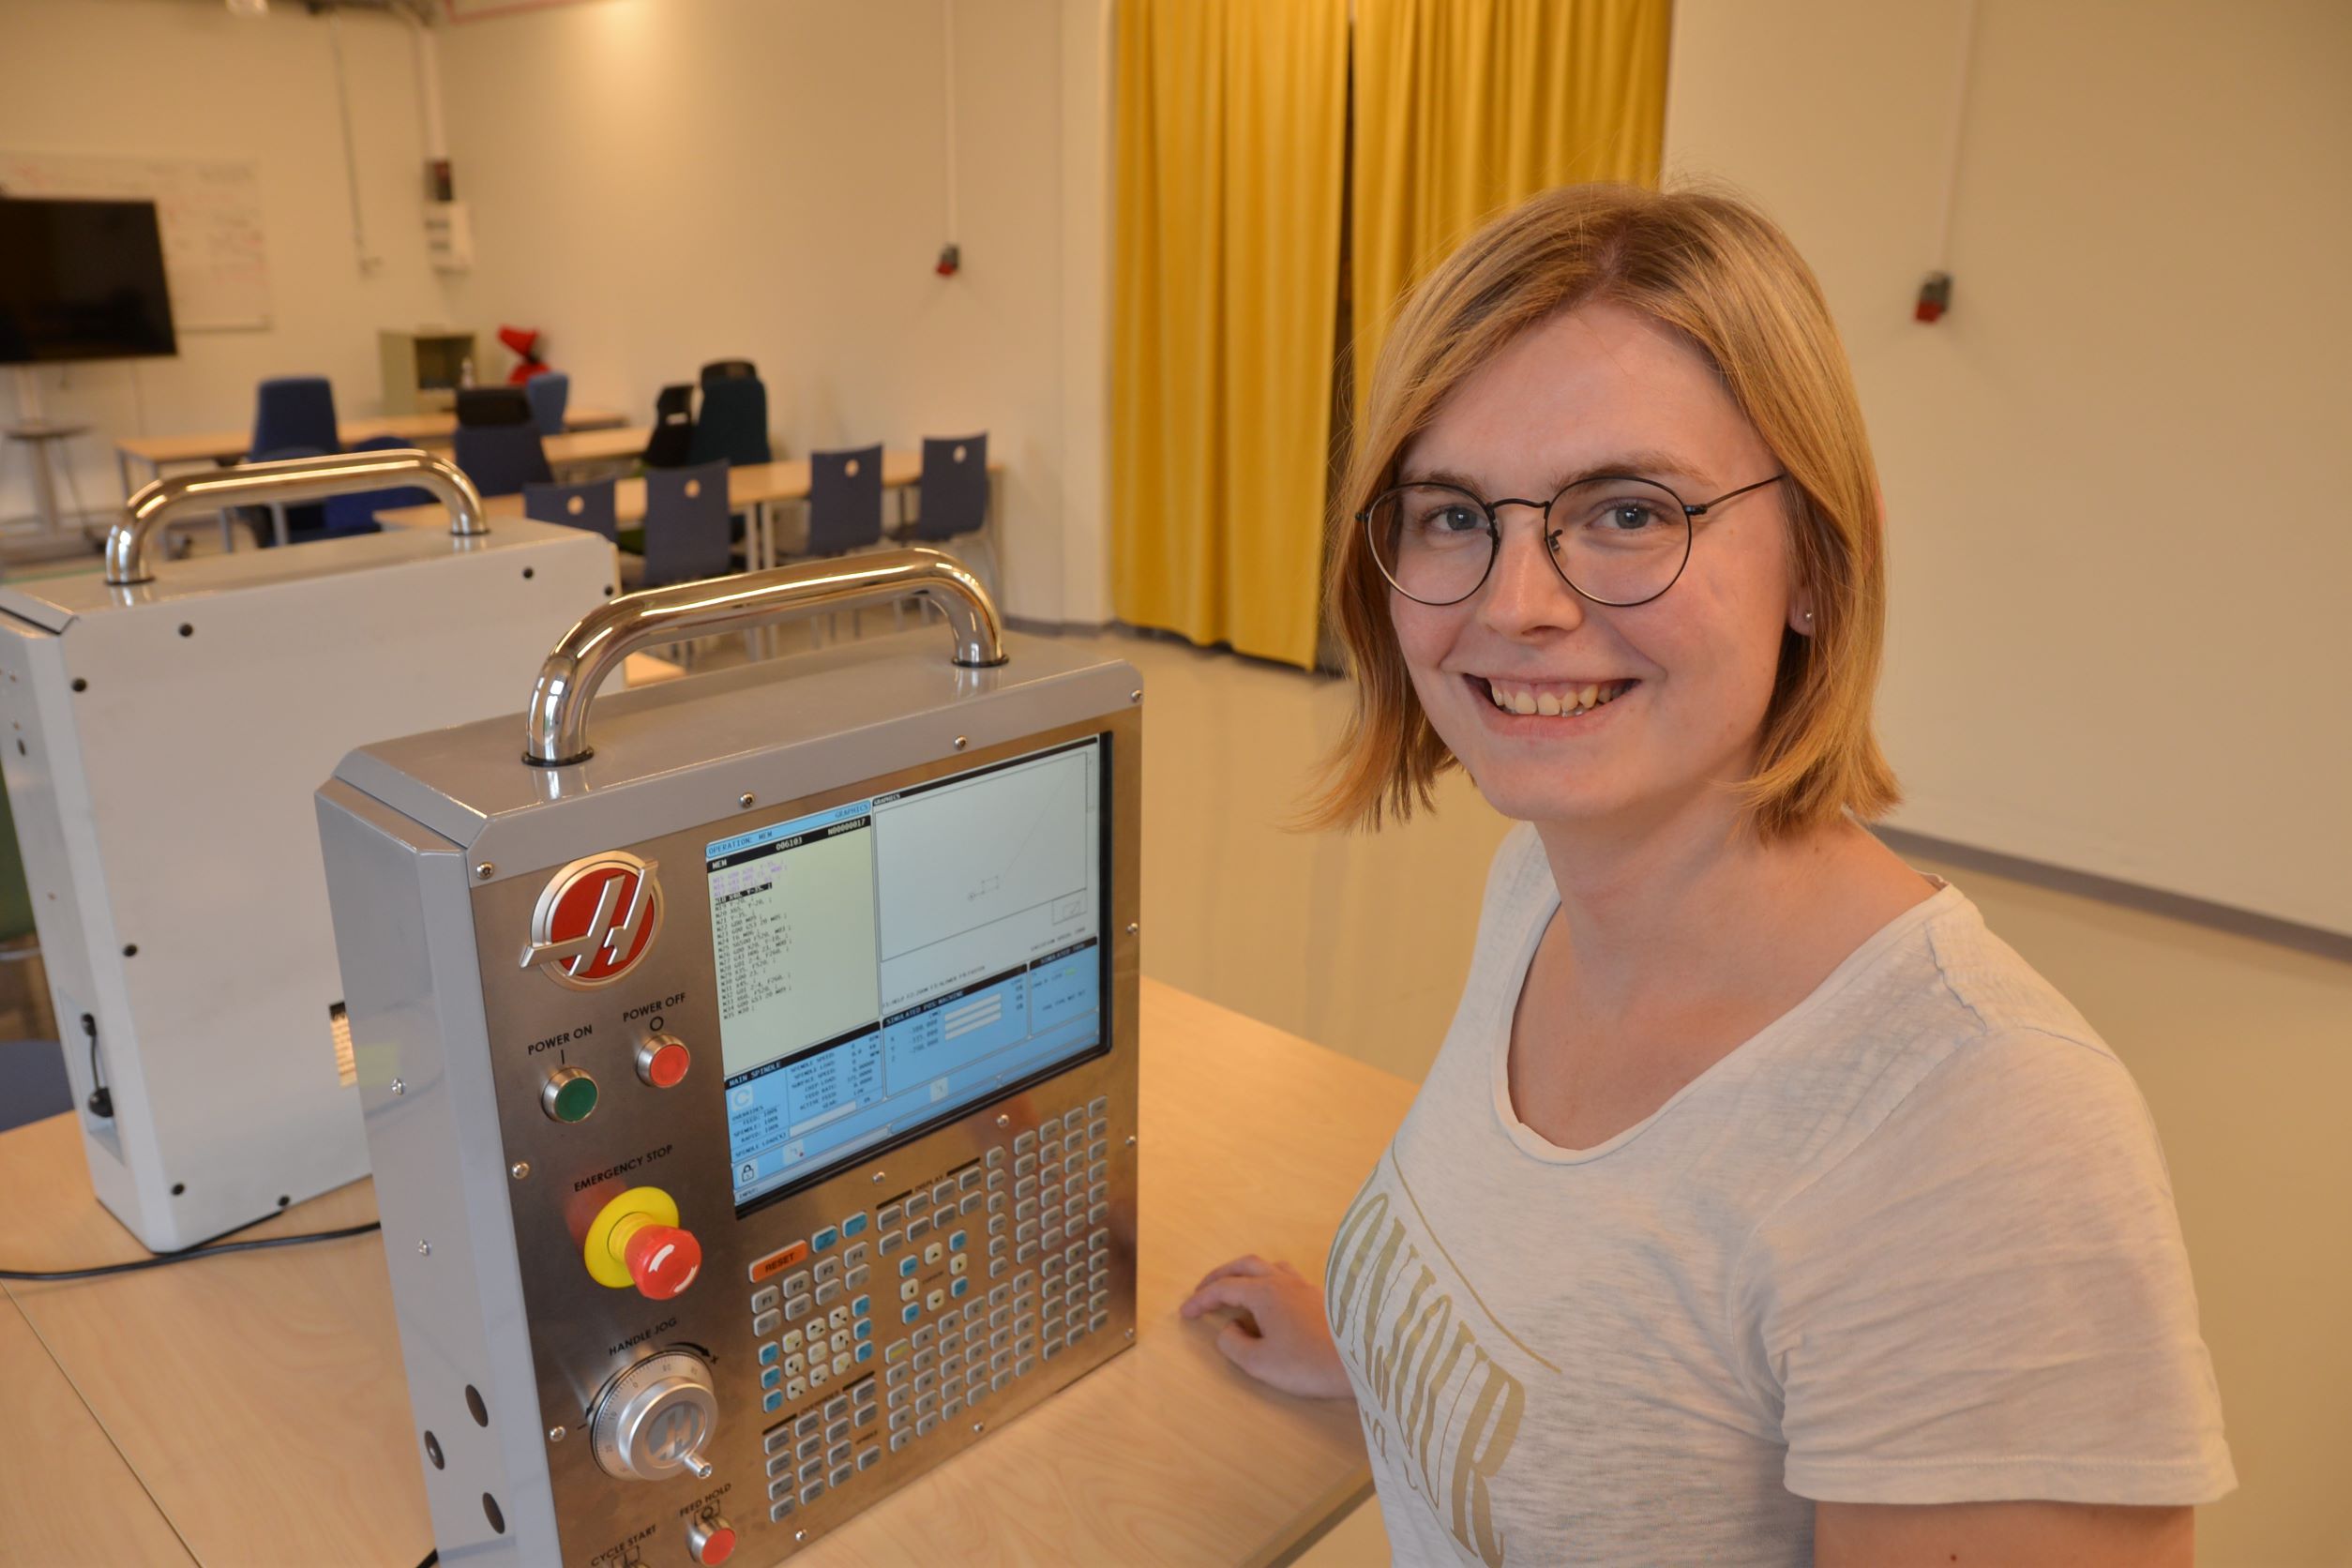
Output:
[
  {"xmin": 391, "ymin": 1078, "xmax": 406, "ymax": 1096},
  {"xmin": 1129, "ymin": 689, "xmax": 1141, "ymax": 703},
  {"xmin": 548, "ymin": 1425, "xmax": 566, "ymax": 1443},
  {"xmin": 871, "ymin": 1170, "xmax": 885, "ymax": 1184},
  {"xmin": 1126, "ymin": 923, "xmax": 1139, "ymax": 936},
  {"xmin": 1125, "ymin": 1135, "xmax": 1136, "ymax": 1147},
  {"xmin": 995, "ymin": 1114, "xmax": 1010, "ymax": 1128},
  {"xmin": 511, "ymin": 1162, "xmax": 530, "ymax": 1181},
  {"xmin": 794, "ymin": 1531, "xmax": 807, "ymax": 1544},
  {"xmin": 739, "ymin": 792, "xmax": 755, "ymax": 808},
  {"xmin": 475, "ymin": 863, "xmax": 495, "ymax": 880},
  {"xmin": 972, "ymin": 1421, "xmax": 985, "ymax": 1435},
  {"xmin": 954, "ymin": 735, "xmax": 969, "ymax": 750},
  {"xmin": 1125, "ymin": 1329, "xmax": 1135, "ymax": 1340},
  {"xmin": 418, "ymin": 1240, "xmax": 431, "ymax": 1256}
]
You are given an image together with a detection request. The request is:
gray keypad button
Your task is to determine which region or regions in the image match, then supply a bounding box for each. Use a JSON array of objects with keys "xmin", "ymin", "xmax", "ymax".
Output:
[
  {"xmin": 912, "ymin": 1325, "xmax": 936, "ymax": 1350},
  {"xmin": 845, "ymin": 1242, "xmax": 870, "ymax": 1269},
  {"xmin": 887, "ymin": 1385, "xmax": 910, "ymax": 1409},
  {"xmin": 889, "ymin": 1406, "xmax": 912, "ymax": 1430},
  {"xmin": 914, "ymin": 1370, "xmax": 938, "ymax": 1395},
  {"xmin": 827, "ymin": 1419, "xmax": 851, "ymax": 1446},
  {"xmin": 987, "ymin": 1192, "xmax": 1007, "ymax": 1214},
  {"xmin": 801, "ymin": 1482, "xmax": 826, "ymax": 1506},
  {"xmin": 847, "ymin": 1264, "xmax": 872, "ymax": 1289},
  {"xmin": 796, "ymin": 1410, "xmax": 824, "ymax": 1437},
  {"xmin": 858, "ymin": 1445, "xmax": 882, "ymax": 1471},
  {"xmin": 991, "ymin": 1370, "xmax": 1011, "ymax": 1392},
  {"xmin": 906, "ymin": 1215, "xmax": 933, "ymax": 1241},
  {"xmin": 751, "ymin": 1285, "xmax": 782, "ymax": 1315},
  {"xmin": 1090, "ymin": 1229, "xmax": 1109, "ymax": 1250},
  {"xmin": 1014, "ymin": 1153, "xmax": 1037, "ymax": 1178},
  {"xmin": 814, "ymin": 1258, "xmax": 841, "ymax": 1285},
  {"xmin": 828, "ymin": 1440, "xmax": 852, "ymax": 1469},
  {"xmin": 990, "ymin": 1349, "xmax": 1010, "ymax": 1371},
  {"xmin": 958, "ymin": 1167, "xmax": 982, "ymax": 1190},
  {"xmin": 831, "ymin": 1462, "xmax": 854, "ymax": 1486},
  {"xmin": 816, "ymin": 1280, "xmax": 843, "ymax": 1305},
  {"xmin": 989, "ymin": 1283, "xmax": 1013, "ymax": 1308},
  {"xmin": 799, "ymin": 1457, "xmax": 825, "ymax": 1485},
  {"xmin": 1017, "ymin": 1355, "xmax": 1038, "ymax": 1377},
  {"xmin": 1063, "ymin": 1108, "xmax": 1086, "ymax": 1132},
  {"xmin": 886, "ymin": 1364, "xmax": 911, "ymax": 1387},
  {"xmin": 1014, "ymin": 1130, "xmax": 1036, "ymax": 1154},
  {"xmin": 783, "ymin": 1296, "xmax": 812, "ymax": 1322},
  {"xmin": 880, "ymin": 1202, "xmax": 903, "ymax": 1227},
  {"xmin": 905, "ymin": 1191, "xmax": 931, "ymax": 1216},
  {"xmin": 916, "ymin": 1395, "xmax": 939, "ymax": 1420},
  {"xmin": 768, "ymin": 1450, "xmax": 796, "ymax": 1478},
  {"xmin": 916, "ymin": 1414, "xmax": 938, "ymax": 1437},
  {"xmin": 931, "ymin": 1181, "xmax": 956, "ymax": 1207},
  {"xmin": 763, "ymin": 1425, "xmax": 795, "ymax": 1455},
  {"xmin": 753, "ymin": 1309, "xmax": 783, "ymax": 1335},
  {"xmin": 824, "ymin": 1395, "xmax": 850, "ymax": 1423},
  {"xmin": 879, "ymin": 1230, "xmax": 904, "ymax": 1256},
  {"xmin": 769, "ymin": 1473, "xmax": 795, "ymax": 1500},
  {"xmin": 989, "ymin": 1257, "xmax": 1008, "ymax": 1277},
  {"xmin": 1088, "ymin": 1094, "xmax": 1108, "ymax": 1118},
  {"xmin": 770, "ymin": 1497, "xmax": 796, "ymax": 1523},
  {"xmin": 942, "ymin": 1396, "xmax": 963, "ymax": 1420},
  {"xmin": 891, "ymin": 1429, "xmax": 912, "ymax": 1453},
  {"xmin": 986, "ymin": 1146, "xmax": 1005, "ymax": 1168},
  {"xmin": 797, "ymin": 1433, "xmax": 824, "ymax": 1463},
  {"xmin": 1091, "ymin": 1137, "xmax": 1109, "ymax": 1161},
  {"xmin": 958, "ymin": 1191, "xmax": 984, "ymax": 1216}
]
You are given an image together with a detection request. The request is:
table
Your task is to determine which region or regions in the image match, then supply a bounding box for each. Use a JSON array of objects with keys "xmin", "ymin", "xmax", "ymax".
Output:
[
  {"xmin": 113, "ymin": 405, "xmax": 629, "ymax": 491},
  {"xmin": 0, "ymin": 979, "xmax": 1412, "ymax": 1568},
  {"xmin": 377, "ymin": 450, "xmax": 1003, "ymax": 574}
]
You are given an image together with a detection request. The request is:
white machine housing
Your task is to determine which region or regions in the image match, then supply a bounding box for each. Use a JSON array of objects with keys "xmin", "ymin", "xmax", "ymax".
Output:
[
  {"xmin": 314, "ymin": 554, "xmax": 1141, "ymax": 1567},
  {"xmin": 0, "ymin": 503, "xmax": 614, "ymax": 1250}
]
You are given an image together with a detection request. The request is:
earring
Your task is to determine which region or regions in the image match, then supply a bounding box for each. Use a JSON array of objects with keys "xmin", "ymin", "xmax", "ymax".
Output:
[{"xmin": 1802, "ymin": 611, "xmax": 1814, "ymax": 622}]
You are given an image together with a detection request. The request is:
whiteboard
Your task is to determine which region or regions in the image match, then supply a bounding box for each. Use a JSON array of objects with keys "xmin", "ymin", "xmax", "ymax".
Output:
[{"xmin": 0, "ymin": 149, "xmax": 272, "ymax": 332}]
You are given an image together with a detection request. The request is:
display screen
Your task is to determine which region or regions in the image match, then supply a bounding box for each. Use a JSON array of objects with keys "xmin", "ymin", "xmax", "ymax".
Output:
[
  {"xmin": 713, "ymin": 736, "xmax": 1108, "ymax": 1212},
  {"xmin": 0, "ymin": 198, "xmax": 178, "ymax": 365}
]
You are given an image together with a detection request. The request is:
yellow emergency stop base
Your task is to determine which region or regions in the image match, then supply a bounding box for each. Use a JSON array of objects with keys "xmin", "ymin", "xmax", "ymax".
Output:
[{"xmin": 583, "ymin": 1185, "xmax": 677, "ymax": 1289}]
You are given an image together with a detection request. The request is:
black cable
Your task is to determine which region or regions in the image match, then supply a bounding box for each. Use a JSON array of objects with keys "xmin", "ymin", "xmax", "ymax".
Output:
[
  {"xmin": 415, "ymin": 1550, "xmax": 438, "ymax": 1568},
  {"xmin": 0, "ymin": 1219, "xmax": 381, "ymax": 1281},
  {"xmin": 83, "ymin": 1012, "xmax": 111, "ymax": 1120}
]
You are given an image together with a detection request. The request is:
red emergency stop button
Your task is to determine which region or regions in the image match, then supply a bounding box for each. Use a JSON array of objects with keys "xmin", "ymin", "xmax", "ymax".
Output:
[
  {"xmin": 637, "ymin": 1034, "xmax": 691, "ymax": 1089},
  {"xmin": 686, "ymin": 1514, "xmax": 736, "ymax": 1564},
  {"xmin": 621, "ymin": 1221, "xmax": 702, "ymax": 1300}
]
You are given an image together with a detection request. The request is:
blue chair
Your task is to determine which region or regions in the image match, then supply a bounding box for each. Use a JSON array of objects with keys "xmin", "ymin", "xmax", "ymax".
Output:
[
  {"xmin": 304, "ymin": 435, "xmax": 432, "ymax": 541},
  {"xmin": 893, "ymin": 432, "xmax": 996, "ymax": 597},
  {"xmin": 524, "ymin": 476, "xmax": 619, "ymax": 543},
  {"xmin": 686, "ymin": 375, "xmax": 772, "ymax": 468},
  {"xmin": 523, "ymin": 371, "xmax": 571, "ymax": 434},
  {"xmin": 700, "ymin": 358, "xmax": 758, "ymax": 384},
  {"xmin": 249, "ymin": 377, "xmax": 339, "ymax": 542},
  {"xmin": 639, "ymin": 462, "xmax": 733, "ymax": 588},
  {"xmin": 249, "ymin": 376, "xmax": 339, "ymax": 460},
  {"xmin": 453, "ymin": 385, "xmax": 552, "ymax": 497},
  {"xmin": 807, "ymin": 444, "xmax": 884, "ymax": 557}
]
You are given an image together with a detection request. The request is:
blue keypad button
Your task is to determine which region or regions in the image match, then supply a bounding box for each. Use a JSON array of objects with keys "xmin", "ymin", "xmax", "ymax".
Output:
[
  {"xmin": 852, "ymin": 1294, "xmax": 870, "ymax": 1317},
  {"xmin": 761, "ymin": 1364, "xmax": 783, "ymax": 1390},
  {"xmin": 901, "ymin": 1303, "xmax": 921, "ymax": 1325},
  {"xmin": 854, "ymin": 1318, "xmax": 873, "ymax": 1341},
  {"xmin": 763, "ymin": 1389, "xmax": 786, "ymax": 1413},
  {"xmin": 812, "ymin": 1227, "xmax": 839, "ymax": 1253},
  {"xmin": 897, "ymin": 1256, "xmax": 918, "ymax": 1279},
  {"xmin": 842, "ymin": 1214, "xmax": 869, "ymax": 1239},
  {"xmin": 759, "ymin": 1342, "xmax": 780, "ymax": 1366},
  {"xmin": 950, "ymin": 1276, "xmax": 972, "ymax": 1299},
  {"xmin": 856, "ymin": 1341, "xmax": 876, "ymax": 1364},
  {"xmin": 949, "ymin": 1229, "xmax": 968, "ymax": 1251}
]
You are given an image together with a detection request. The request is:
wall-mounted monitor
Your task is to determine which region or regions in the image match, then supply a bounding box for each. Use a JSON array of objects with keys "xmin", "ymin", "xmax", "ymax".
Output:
[{"xmin": 0, "ymin": 197, "xmax": 179, "ymax": 365}]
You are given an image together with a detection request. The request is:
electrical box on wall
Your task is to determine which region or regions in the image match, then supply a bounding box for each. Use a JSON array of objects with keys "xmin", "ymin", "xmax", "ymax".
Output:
[{"xmin": 427, "ymin": 200, "xmax": 473, "ymax": 274}]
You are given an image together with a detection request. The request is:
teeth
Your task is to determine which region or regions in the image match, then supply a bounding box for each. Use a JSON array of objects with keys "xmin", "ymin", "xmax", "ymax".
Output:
[
  {"xmin": 1484, "ymin": 678, "xmax": 1635, "ymax": 716},
  {"xmin": 1535, "ymin": 690, "xmax": 1561, "ymax": 716},
  {"xmin": 1513, "ymin": 689, "xmax": 1537, "ymax": 716},
  {"xmin": 1576, "ymin": 684, "xmax": 1598, "ymax": 711}
]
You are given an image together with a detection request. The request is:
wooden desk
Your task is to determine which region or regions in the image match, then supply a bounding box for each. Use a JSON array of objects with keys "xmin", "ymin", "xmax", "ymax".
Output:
[
  {"xmin": 378, "ymin": 451, "xmax": 1003, "ymax": 574},
  {"xmin": 543, "ymin": 424, "xmax": 656, "ymax": 470},
  {"xmin": 114, "ymin": 406, "xmax": 629, "ymax": 489},
  {"xmin": 0, "ymin": 980, "xmax": 1411, "ymax": 1568}
]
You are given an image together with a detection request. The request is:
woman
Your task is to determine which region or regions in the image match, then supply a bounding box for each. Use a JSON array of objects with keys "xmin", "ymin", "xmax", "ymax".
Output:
[{"xmin": 1179, "ymin": 186, "xmax": 2232, "ymax": 1566}]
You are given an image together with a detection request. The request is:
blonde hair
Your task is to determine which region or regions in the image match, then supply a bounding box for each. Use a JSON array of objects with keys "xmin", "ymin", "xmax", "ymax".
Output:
[{"xmin": 1309, "ymin": 183, "xmax": 1901, "ymax": 838}]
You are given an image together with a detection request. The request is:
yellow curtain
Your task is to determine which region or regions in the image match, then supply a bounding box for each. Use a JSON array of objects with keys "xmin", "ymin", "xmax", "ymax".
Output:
[
  {"xmin": 1351, "ymin": 0, "xmax": 1672, "ymax": 420},
  {"xmin": 1110, "ymin": 0, "xmax": 1349, "ymax": 671}
]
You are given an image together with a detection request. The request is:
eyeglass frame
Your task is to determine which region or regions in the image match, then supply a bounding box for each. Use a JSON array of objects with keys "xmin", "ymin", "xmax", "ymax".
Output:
[{"xmin": 1358, "ymin": 471, "xmax": 1790, "ymax": 608}]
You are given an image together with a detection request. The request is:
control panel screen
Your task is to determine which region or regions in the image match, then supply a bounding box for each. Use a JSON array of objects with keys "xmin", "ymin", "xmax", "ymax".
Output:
[{"xmin": 710, "ymin": 735, "xmax": 1108, "ymax": 1212}]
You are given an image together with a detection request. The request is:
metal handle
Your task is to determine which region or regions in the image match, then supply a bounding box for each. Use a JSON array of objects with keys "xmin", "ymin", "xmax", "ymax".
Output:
[
  {"xmin": 105, "ymin": 448, "xmax": 487, "ymax": 585},
  {"xmin": 523, "ymin": 547, "xmax": 1007, "ymax": 767}
]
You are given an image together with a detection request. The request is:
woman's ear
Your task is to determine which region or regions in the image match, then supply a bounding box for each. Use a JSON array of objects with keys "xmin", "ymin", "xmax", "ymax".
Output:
[{"xmin": 1787, "ymin": 594, "xmax": 1816, "ymax": 637}]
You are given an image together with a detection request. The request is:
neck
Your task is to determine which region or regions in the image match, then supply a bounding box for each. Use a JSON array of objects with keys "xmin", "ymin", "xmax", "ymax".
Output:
[{"xmin": 1530, "ymin": 787, "xmax": 1864, "ymax": 1020}]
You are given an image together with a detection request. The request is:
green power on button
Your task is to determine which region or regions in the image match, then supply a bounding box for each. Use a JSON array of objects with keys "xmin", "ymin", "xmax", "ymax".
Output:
[{"xmin": 542, "ymin": 1066, "xmax": 599, "ymax": 1123}]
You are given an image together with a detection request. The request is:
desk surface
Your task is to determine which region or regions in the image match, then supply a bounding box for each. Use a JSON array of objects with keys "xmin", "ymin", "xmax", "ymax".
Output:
[
  {"xmin": 0, "ymin": 979, "xmax": 1410, "ymax": 1568},
  {"xmin": 116, "ymin": 407, "xmax": 628, "ymax": 469},
  {"xmin": 377, "ymin": 449, "xmax": 998, "ymax": 530}
]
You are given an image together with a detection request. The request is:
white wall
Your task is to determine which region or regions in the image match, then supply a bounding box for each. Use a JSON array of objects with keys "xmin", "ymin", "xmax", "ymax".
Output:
[
  {"xmin": 431, "ymin": 0, "xmax": 1113, "ymax": 623},
  {"xmin": 1664, "ymin": 0, "xmax": 2352, "ymax": 936},
  {"xmin": 0, "ymin": 0, "xmax": 450, "ymax": 524}
]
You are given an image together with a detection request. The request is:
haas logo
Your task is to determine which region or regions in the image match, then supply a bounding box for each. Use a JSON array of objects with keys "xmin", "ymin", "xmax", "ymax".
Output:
[{"xmin": 520, "ymin": 852, "xmax": 662, "ymax": 988}]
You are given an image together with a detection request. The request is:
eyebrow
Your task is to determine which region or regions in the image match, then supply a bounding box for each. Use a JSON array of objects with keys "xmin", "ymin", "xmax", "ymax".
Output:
[{"xmin": 1398, "ymin": 451, "xmax": 1709, "ymax": 496}]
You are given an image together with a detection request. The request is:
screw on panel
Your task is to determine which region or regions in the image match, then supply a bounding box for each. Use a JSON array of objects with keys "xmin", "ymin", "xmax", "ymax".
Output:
[
  {"xmin": 547, "ymin": 1425, "xmax": 565, "ymax": 1443},
  {"xmin": 1129, "ymin": 689, "xmax": 1141, "ymax": 703},
  {"xmin": 70, "ymin": 678, "xmax": 86, "ymax": 692},
  {"xmin": 418, "ymin": 1240, "xmax": 431, "ymax": 1256},
  {"xmin": 391, "ymin": 1078, "xmax": 406, "ymax": 1096},
  {"xmin": 870, "ymin": 1170, "xmax": 885, "ymax": 1184},
  {"xmin": 738, "ymin": 792, "xmax": 755, "ymax": 808},
  {"xmin": 510, "ymin": 1162, "xmax": 530, "ymax": 1181},
  {"xmin": 1126, "ymin": 923, "xmax": 1139, "ymax": 936},
  {"xmin": 1125, "ymin": 1135, "xmax": 1136, "ymax": 1147},
  {"xmin": 972, "ymin": 1421, "xmax": 985, "ymax": 1434},
  {"xmin": 475, "ymin": 863, "xmax": 494, "ymax": 880},
  {"xmin": 995, "ymin": 1113, "xmax": 1010, "ymax": 1128},
  {"xmin": 1124, "ymin": 1329, "xmax": 1135, "ymax": 1340},
  {"xmin": 794, "ymin": 1531, "xmax": 807, "ymax": 1544},
  {"xmin": 953, "ymin": 736, "xmax": 968, "ymax": 750}
]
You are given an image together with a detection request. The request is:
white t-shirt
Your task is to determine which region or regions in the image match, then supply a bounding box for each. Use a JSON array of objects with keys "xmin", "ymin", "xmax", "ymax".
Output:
[{"xmin": 1325, "ymin": 824, "xmax": 2233, "ymax": 1567}]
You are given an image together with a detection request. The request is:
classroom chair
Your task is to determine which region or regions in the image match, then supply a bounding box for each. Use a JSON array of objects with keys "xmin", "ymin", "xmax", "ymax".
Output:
[
  {"xmin": 890, "ymin": 432, "xmax": 997, "ymax": 596},
  {"xmin": 306, "ymin": 435, "xmax": 431, "ymax": 541},
  {"xmin": 524, "ymin": 476, "xmax": 620, "ymax": 544},
  {"xmin": 700, "ymin": 358, "xmax": 758, "ymax": 384},
  {"xmin": 453, "ymin": 386, "xmax": 553, "ymax": 497},
  {"xmin": 628, "ymin": 462, "xmax": 734, "ymax": 663},
  {"xmin": 248, "ymin": 376, "xmax": 339, "ymax": 541},
  {"xmin": 803, "ymin": 443, "xmax": 887, "ymax": 642},
  {"xmin": 523, "ymin": 370, "xmax": 571, "ymax": 434},
  {"xmin": 686, "ymin": 375, "xmax": 772, "ymax": 468},
  {"xmin": 642, "ymin": 384, "xmax": 696, "ymax": 469}
]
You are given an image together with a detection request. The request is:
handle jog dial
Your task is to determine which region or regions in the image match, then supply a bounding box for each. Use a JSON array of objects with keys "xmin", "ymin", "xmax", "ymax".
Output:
[{"xmin": 590, "ymin": 1350, "xmax": 718, "ymax": 1483}]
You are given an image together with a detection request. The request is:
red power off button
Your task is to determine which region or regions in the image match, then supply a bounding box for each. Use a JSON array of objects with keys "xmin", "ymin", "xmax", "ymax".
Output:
[{"xmin": 636, "ymin": 1034, "xmax": 691, "ymax": 1089}]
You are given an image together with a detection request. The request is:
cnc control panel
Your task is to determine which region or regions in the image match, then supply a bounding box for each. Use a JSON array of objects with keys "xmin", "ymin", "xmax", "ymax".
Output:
[{"xmin": 319, "ymin": 608, "xmax": 1141, "ymax": 1568}]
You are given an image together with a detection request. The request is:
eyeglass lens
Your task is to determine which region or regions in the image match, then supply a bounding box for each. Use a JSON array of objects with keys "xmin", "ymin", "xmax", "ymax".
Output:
[{"xmin": 1365, "ymin": 477, "xmax": 1693, "ymax": 607}]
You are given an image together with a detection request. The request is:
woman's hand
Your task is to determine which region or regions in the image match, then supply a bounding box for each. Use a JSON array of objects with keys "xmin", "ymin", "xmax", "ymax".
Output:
[{"xmin": 1178, "ymin": 1254, "xmax": 1357, "ymax": 1400}]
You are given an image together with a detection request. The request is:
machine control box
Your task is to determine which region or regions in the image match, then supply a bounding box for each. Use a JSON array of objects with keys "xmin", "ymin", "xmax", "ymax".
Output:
[{"xmin": 318, "ymin": 569, "xmax": 1140, "ymax": 1567}]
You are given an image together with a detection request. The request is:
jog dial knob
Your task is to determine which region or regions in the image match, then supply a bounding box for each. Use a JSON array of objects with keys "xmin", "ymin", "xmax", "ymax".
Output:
[{"xmin": 591, "ymin": 1350, "xmax": 719, "ymax": 1483}]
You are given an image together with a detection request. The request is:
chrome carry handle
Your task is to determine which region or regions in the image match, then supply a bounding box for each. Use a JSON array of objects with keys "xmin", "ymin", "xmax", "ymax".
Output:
[
  {"xmin": 522, "ymin": 548, "xmax": 1007, "ymax": 767},
  {"xmin": 106, "ymin": 448, "xmax": 487, "ymax": 586}
]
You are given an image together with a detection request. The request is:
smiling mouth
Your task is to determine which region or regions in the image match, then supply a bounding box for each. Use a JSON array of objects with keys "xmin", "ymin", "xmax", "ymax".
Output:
[{"xmin": 1470, "ymin": 676, "xmax": 1638, "ymax": 717}]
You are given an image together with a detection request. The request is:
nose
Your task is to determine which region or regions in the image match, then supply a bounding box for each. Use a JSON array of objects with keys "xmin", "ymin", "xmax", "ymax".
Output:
[{"xmin": 1475, "ymin": 507, "xmax": 1585, "ymax": 640}]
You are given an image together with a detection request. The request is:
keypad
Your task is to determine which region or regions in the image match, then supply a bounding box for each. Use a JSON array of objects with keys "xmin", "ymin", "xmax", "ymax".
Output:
[{"xmin": 747, "ymin": 1099, "xmax": 1121, "ymax": 1515}]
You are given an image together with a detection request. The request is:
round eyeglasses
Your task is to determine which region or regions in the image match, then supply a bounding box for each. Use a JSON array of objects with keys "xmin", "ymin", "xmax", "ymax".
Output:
[{"xmin": 1361, "ymin": 472, "xmax": 1788, "ymax": 608}]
